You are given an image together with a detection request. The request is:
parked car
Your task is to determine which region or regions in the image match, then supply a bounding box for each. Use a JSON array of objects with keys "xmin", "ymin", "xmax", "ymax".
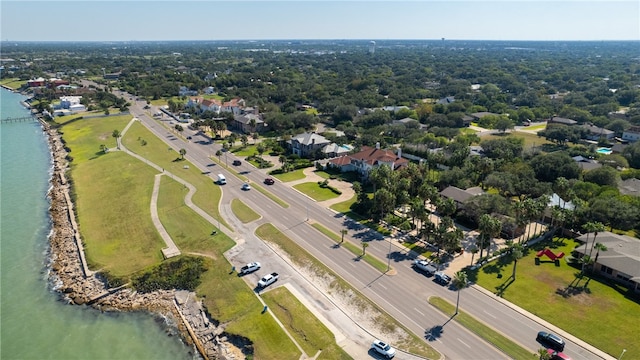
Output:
[
  {"xmin": 186, "ymin": 136, "xmax": 192, "ymax": 140},
  {"xmin": 537, "ymin": 331, "xmax": 565, "ymax": 352},
  {"xmin": 412, "ymin": 259, "xmax": 437, "ymax": 276},
  {"xmin": 232, "ymin": 160, "xmax": 241, "ymax": 166},
  {"xmin": 258, "ymin": 272, "xmax": 279, "ymax": 288},
  {"xmin": 239, "ymin": 262, "xmax": 261, "ymax": 275},
  {"xmin": 241, "ymin": 183, "xmax": 251, "ymax": 191},
  {"xmin": 263, "ymin": 177, "xmax": 275, "ymax": 185},
  {"xmin": 547, "ymin": 349, "xmax": 572, "ymax": 360},
  {"xmin": 434, "ymin": 271, "xmax": 451, "ymax": 285},
  {"xmin": 371, "ymin": 339, "xmax": 396, "ymax": 358}
]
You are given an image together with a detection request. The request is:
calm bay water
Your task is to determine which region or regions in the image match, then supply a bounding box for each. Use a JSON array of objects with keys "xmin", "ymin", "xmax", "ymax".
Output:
[{"xmin": 0, "ymin": 88, "xmax": 194, "ymax": 360}]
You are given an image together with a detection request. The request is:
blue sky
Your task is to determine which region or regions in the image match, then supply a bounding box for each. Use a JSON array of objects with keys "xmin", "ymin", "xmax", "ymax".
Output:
[{"xmin": 2, "ymin": 1, "xmax": 639, "ymax": 41}]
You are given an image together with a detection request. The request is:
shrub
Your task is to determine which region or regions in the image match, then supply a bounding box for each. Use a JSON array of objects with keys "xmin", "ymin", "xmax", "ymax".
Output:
[{"xmin": 131, "ymin": 256, "xmax": 208, "ymax": 293}]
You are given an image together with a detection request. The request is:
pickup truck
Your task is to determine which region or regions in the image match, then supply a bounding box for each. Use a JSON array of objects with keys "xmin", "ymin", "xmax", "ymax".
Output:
[
  {"xmin": 412, "ymin": 259, "xmax": 437, "ymax": 275},
  {"xmin": 257, "ymin": 272, "xmax": 279, "ymax": 288},
  {"xmin": 239, "ymin": 262, "xmax": 261, "ymax": 275}
]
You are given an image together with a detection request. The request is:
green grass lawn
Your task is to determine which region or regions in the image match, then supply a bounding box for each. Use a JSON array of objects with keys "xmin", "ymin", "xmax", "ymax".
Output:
[
  {"xmin": 272, "ymin": 168, "xmax": 306, "ymax": 182},
  {"xmin": 293, "ymin": 182, "xmax": 340, "ymax": 202},
  {"xmin": 472, "ymin": 237, "xmax": 640, "ymax": 357},
  {"xmin": 481, "ymin": 130, "xmax": 551, "ymax": 150},
  {"xmin": 122, "ymin": 120, "xmax": 230, "ymax": 230},
  {"xmin": 233, "ymin": 145, "xmax": 258, "ymax": 157},
  {"xmin": 59, "ymin": 115, "xmax": 164, "ymax": 275},
  {"xmin": 255, "ymin": 223, "xmax": 440, "ymax": 359},
  {"xmin": 329, "ymin": 195, "xmax": 357, "ymax": 213},
  {"xmin": 231, "ymin": 199, "xmax": 261, "ymax": 223},
  {"xmin": 0, "ymin": 78, "xmax": 28, "ymax": 89},
  {"xmin": 262, "ymin": 287, "xmax": 352, "ymax": 359}
]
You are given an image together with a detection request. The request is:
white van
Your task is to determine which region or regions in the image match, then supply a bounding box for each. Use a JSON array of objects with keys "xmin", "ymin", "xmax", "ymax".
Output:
[{"xmin": 217, "ymin": 174, "xmax": 226, "ymax": 185}]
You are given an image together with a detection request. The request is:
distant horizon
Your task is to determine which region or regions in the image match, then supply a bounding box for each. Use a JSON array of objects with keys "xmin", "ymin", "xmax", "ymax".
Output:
[
  {"xmin": 2, "ymin": 1, "xmax": 638, "ymax": 42},
  {"xmin": 2, "ymin": 39, "xmax": 639, "ymax": 43}
]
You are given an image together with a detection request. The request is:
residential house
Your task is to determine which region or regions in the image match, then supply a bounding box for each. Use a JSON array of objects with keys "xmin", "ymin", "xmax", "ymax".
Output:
[
  {"xmin": 618, "ymin": 178, "xmax": 640, "ymax": 196},
  {"xmin": 622, "ymin": 126, "xmax": 640, "ymax": 142},
  {"xmin": 470, "ymin": 112, "xmax": 500, "ymax": 121},
  {"xmin": 204, "ymin": 86, "xmax": 215, "ymax": 94},
  {"xmin": 179, "ymin": 86, "xmax": 198, "ymax": 97},
  {"xmin": 221, "ymin": 98, "xmax": 245, "ymax": 115},
  {"xmin": 581, "ymin": 124, "xmax": 614, "ymax": 141},
  {"xmin": 572, "ymin": 155, "xmax": 602, "ymax": 171},
  {"xmin": 436, "ymin": 96, "xmax": 455, "ymax": 105},
  {"xmin": 327, "ymin": 144, "xmax": 409, "ymax": 179},
  {"xmin": 27, "ymin": 77, "xmax": 46, "ymax": 87},
  {"xmin": 57, "ymin": 96, "xmax": 86, "ymax": 113},
  {"xmin": 103, "ymin": 72, "xmax": 120, "ymax": 80},
  {"xmin": 382, "ymin": 105, "xmax": 410, "ymax": 113},
  {"xmin": 439, "ymin": 186, "xmax": 484, "ymax": 210},
  {"xmin": 321, "ymin": 143, "xmax": 353, "ymax": 158},
  {"xmin": 288, "ymin": 132, "xmax": 331, "ymax": 157},
  {"xmin": 548, "ymin": 116, "xmax": 577, "ymax": 126},
  {"xmin": 233, "ymin": 113, "xmax": 265, "ymax": 134},
  {"xmin": 573, "ymin": 232, "xmax": 640, "ymax": 292}
]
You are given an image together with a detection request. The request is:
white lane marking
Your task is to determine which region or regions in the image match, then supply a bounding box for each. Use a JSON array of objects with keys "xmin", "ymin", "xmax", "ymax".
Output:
[
  {"xmin": 414, "ymin": 308, "xmax": 425, "ymax": 317},
  {"xmin": 458, "ymin": 339, "xmax": 471, "ymax": 348},
  {"xmin": 282, "ymin": 216, "xmax": 288, "ymax": 221},
  {"xmin": 483, "ymin": 310, "xmax": 497, "ymax": 319},
  {"xmin": 378, "ymin": 283, "xmax": 387, "ymax": 290}
]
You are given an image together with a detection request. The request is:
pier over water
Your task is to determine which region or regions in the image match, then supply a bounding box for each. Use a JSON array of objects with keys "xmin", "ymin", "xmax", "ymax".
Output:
[{"xmin": 1, "ymin": 116, "xmax": 38, "ymax": 123}]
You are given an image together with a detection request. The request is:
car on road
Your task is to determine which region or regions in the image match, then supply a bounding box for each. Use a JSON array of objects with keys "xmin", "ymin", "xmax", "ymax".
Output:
[
  {"xmin": 232, "ymin": 160, "xmax": 242, "ymax": 166},
  {"xmin": 537, "ymin": 331, "xmax": 565, "ymax": 352},
  {"xmin": 186, "ymin": 136, "xmax": 192, "ymax": 140},
  {"xmin": 241, "ymin": 183, "xmax": 251, "ymax": 191},
  {"xmin": 547, "ymin": 349, "xmax": 572, "ymax": 360},
  {"xmin": 412, "ymin": 259, "xmax": 437, "ymax": 275},
  {"xmin": 263, "ymin": 177, "xmax": 275, "ymax": 185},
  {"xmin": 434, "ymin": 271, "xmax": 451, "ymax": 285},
  {"xmin": 371, "ymin": 339, "xmax": 396, "ymax": 358},
  {"xmin": 239, "ymin": 262, "xmax": 261, "ymax": 275}
]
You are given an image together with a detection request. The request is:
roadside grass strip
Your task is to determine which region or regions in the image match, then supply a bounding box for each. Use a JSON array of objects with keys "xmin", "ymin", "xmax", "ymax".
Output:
[
  {"xmin": 255, "ymin": 223, "xmax": 440, "ymax": 359},
  {"xmin": 262, "ymin": 287, "xmax": 352, "ymax": 360},
  {"xmin": 310, "ymin": 223, "xmax": 390, "ymax": 273},
  {"xmin": 428, "ymin": 297, "xmax": 533, "ymax": 359},
  {"xmin": 293, "ymin": 182, "xmax": 340, "ymax": 202},
  {"xmin": 231, "ymin": 199, "xmax": 261, "ymax": 223}
]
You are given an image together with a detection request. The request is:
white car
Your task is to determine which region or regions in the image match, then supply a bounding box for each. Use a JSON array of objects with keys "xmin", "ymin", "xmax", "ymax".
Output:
[
  {"xmin": 239, "ymin": 262, "xmax": 261, "ymax": 275},
  {"xmin": 241, "ymin": 183, "xmax": 251, "ymax": 191},
  {"xmin": 371, "ymin": 339, "xmax": 396, "ymax": 358}
]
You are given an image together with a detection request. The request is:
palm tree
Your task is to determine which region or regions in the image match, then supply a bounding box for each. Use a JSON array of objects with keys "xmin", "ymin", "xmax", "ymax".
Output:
[
  {"xmin": 468, "ymin": 245, "xmax": 479, "ymax": 266},
  {"xmin": 478, "ymin": 214, "xmax": 501, "ymax": 259},
  {"xmin": 511, "ymin": 244, "xmax": 524, "ymax": 279},
  {"xmin": 587, "ymin": 222, "xmax": 606, "ymax": 259},
  {"xmin": 592, "ymin": 242, "xmax": 607, "ymax": 271},
  {"xmin": 249, "ymin": 118, "xmax": 257, "ymax": 133},
  {"xmin": 538, "ymin": 348, "xmax": 552, "ymax": 360},
  {"xmin": 179, "ymin": 148, "xmax": 186, "ymax": 160},
  {"xmin": 452, "ymin": 271, "xmax": 469, "ymax": 315},
  {"xmin": 340, "ymin": 229, "xmax": 348, "ymax": 244},
  {"xmin": 240, "ymin": 134, "xmax": 248, "ymax": 148},
  {"xmin": 361, "ymin": 241, "xmax": 369, "ymax": 256}
]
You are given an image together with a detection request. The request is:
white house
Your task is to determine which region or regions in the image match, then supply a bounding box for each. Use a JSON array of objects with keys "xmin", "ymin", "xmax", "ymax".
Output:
[{"xmin": 622, "ymin": 126, "xmax": 640, "ymax": 142}]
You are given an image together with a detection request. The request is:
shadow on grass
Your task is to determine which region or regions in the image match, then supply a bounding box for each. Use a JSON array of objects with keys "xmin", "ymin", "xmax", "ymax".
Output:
[{"xmin": 495, "ymin": 276, "xmax": 515, "ymax": 297}]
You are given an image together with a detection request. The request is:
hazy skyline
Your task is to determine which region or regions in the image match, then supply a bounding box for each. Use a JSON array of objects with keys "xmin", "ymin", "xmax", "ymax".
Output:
[{"xmin": 2, "ymin": 1, "xmax": 639, "ymax": 42}]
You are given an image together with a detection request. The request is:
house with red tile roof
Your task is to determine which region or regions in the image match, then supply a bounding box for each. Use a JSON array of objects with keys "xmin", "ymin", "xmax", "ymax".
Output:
[{"xmin": 328, "ymin": 143, "xmax": 409, "ymax": 180}]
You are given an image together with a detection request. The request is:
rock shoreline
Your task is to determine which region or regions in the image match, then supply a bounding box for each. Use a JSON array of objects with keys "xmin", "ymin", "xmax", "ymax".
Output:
[{"xmin": 42, "ymin": 120, "xmax": 245, "ymax": 360}]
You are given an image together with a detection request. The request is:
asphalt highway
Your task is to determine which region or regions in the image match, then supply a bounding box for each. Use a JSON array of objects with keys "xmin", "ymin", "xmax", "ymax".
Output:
[{"xmin": 121, "ymin": 95, "xmax": 607, "ymax": 360}]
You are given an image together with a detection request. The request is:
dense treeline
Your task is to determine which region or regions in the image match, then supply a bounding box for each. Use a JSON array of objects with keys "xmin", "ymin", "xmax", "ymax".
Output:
[{"xmin": 2, "ymin": 40, "xmax": 640, "ymax": 238}]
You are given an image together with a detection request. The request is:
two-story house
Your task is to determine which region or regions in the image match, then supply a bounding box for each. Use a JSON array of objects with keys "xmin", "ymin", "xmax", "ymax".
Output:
[
  {"xmin": 328, "ymin": 143, "xmax": 409, "ymax": 180},
  {"xmin": 622, "ymin": 126, "xmax": 640, "ymax": 142},
  {"xmin": 288, "ymin": 132, "xmax": 331, "ymax": 157}
]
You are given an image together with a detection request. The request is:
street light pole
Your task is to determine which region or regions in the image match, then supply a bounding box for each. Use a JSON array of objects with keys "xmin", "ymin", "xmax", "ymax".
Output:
[
  {"xmin": 619, "ymin": 349, "xmax": 627, "ymax": 360},
  {"xmin": 306, "ymin": 196, "xmax": 309, "ymax": 221}
]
